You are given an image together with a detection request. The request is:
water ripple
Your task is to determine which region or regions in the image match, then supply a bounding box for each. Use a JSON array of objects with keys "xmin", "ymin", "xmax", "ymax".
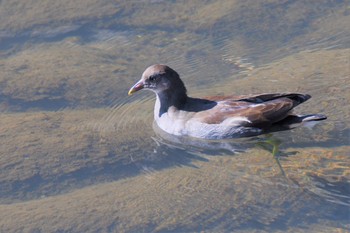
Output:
[{"xmin": 88, "ymin": 93, "xmax": 154, "ymax": 134}]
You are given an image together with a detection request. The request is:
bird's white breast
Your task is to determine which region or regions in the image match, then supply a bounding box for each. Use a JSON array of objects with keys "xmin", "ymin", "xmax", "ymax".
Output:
[{"xmin": 154, "ymin": 97, "xmax": 262, "ymax": 139}]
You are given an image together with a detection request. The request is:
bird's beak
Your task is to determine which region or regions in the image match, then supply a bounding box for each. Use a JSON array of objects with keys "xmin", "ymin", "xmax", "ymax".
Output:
[{"xmin": 128, "ymin": 80, "xmax": 144, "ymax": 95}]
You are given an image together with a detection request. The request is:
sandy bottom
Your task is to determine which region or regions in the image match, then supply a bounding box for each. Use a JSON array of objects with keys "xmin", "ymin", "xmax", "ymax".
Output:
[{"xmin": 0, "ymin": 1, "xmax": 349, "ymax": 232}]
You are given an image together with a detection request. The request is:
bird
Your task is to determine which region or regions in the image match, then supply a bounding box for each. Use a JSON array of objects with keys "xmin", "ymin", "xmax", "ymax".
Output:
[{"xmin": 128, "ymin": 64, "xmax": 326, "ymax": 139}]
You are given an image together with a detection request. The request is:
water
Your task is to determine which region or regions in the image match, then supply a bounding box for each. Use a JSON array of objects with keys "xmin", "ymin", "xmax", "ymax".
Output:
[{"xmin": 0, "ymin": 1, "xmax": 349, "ymax": 232}]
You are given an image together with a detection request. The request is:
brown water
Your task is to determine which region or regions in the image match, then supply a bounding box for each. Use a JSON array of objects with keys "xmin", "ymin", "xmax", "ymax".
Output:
[{"xmin": 0, "ymin": 1, "xmax": 349, "ymax": 232}]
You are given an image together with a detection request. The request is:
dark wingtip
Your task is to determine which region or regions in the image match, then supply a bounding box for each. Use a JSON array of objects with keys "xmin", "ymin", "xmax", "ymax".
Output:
[
  {"xmin": 288, "ymin": 93, "xmax": 312, "ymax": 105},
  {"xmin": 304, "ymin": 94, "xmax": 312, "ymax": 101},
  {"xmin": 298, "ymin": 94, "xmax": 311, "ymax": 103}
]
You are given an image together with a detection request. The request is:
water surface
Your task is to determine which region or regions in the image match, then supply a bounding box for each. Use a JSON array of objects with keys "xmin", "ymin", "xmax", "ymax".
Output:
[{"xmin": 0, "ymin": 1, "xmax": 349, "ymax": 232}]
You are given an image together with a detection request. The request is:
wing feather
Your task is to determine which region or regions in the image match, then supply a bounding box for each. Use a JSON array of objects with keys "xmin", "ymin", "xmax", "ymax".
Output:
[{"xmin": 194, "ymin": 95, "xmax": 297, "ymax": 127}]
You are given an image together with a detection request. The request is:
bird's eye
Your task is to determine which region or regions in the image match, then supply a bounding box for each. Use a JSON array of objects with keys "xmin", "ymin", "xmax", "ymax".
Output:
[{"xmin": 149, "ymin": 75, "xmax": 157, "ymax": 82}]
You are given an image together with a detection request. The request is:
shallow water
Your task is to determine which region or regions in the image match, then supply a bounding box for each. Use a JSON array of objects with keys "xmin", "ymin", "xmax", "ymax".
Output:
[{"xmin": 0, "ymin": 1, "xmax": 349, "ymax": 232}]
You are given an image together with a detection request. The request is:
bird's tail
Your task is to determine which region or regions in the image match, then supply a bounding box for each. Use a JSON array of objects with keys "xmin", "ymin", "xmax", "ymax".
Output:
[{"xmin": 271, "ymin": 114, "xmax": 327, "ymax": 131}]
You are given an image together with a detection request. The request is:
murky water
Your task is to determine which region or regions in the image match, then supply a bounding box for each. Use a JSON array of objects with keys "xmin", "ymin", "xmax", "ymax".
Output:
[{"xmin": 0, "ymin": 1, "xmax": 349, "ymax": 232}]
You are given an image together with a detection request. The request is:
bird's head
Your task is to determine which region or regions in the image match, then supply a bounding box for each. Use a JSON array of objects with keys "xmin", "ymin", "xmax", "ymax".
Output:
[{"xmin": 128, "ymin": 64, "xmax": 186, "ymax": 96}]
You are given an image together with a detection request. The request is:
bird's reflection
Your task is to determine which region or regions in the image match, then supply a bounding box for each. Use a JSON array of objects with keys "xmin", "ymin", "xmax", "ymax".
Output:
[
  {"xmin": 152, "ymin": 121, "xmax": 288, "ymax": 177},
  {"xmin": 152, "ymin": 121, "xmax": 254, "ymax": 155}
]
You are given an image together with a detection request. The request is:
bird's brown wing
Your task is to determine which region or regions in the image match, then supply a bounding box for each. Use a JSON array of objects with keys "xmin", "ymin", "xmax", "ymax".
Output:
[
  {"xmin": 194, "ymin": 95, "xmax": 298, "ymax": 127},
  {"xmin": 204, "ymin": 93, "xmax": 311, "ymax": 104}
]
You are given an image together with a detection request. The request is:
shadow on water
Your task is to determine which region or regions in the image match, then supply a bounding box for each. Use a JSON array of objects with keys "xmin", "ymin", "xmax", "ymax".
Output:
[
  {"xmin": 0, "ymin": 94, "xmax": 71, "ymax": 112},
  {"xmin": 0, "ymin": 12, "xmax": 129, "ymax": 52},
  {"xmin": 2, "ymin": 122, "xmax": 349, "ymax": 209},
  {"xmin": 2, "ymin": 129, "xmax": 243, "ymax": 202}
]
